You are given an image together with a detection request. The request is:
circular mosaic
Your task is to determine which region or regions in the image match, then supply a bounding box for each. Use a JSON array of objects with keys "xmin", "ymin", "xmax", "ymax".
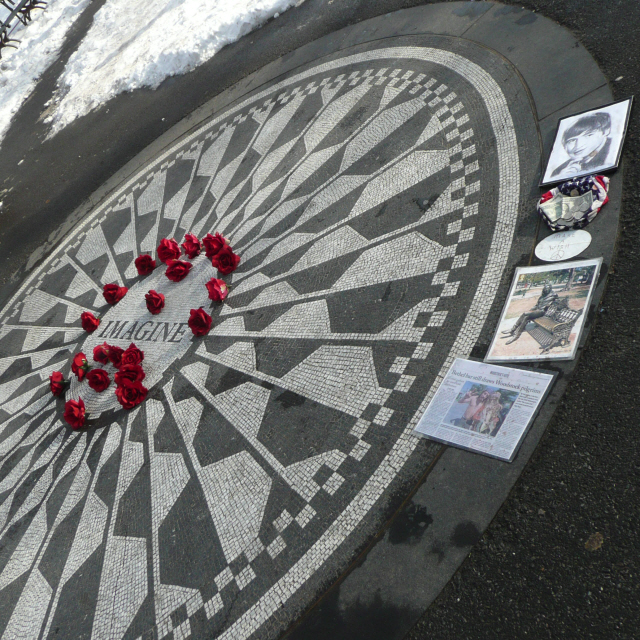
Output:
[{"xmin": 0, "ymin": 41, "xmax": 530, "ymax": 639}]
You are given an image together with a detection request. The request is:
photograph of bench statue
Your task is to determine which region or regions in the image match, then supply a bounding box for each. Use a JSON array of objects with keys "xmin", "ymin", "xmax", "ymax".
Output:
[
  {"xmin": 485, "ymin": 258, "xmax": 602, "ymax": 362},
  {"xmin": 443, "ymin": 382, "xmax": 520, "ymax": 438}
]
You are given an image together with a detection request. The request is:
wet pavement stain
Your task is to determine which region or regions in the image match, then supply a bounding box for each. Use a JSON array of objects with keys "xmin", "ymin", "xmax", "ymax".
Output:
[
  {"xmin": 285, "ymin": 588, "xmax": 418, "ymax": 640},
  {"xmin": 516, "ymin": 13, "xmax": 538, "ymax": 25},
  {"xmin": 450, "ymin": 521, "xmax": 482, "ymax": 548},
  {"xmin": 388, "ymin": 503, "xmax": 434, "ymax": 545}
]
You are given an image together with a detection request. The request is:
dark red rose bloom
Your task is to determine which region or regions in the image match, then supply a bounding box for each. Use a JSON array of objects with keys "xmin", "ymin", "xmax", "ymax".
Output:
[
  {"xmin": 103, "ymin": 283, "xmax": 128, "ymax": 305},
  {"xmin": 64, "ymin": 398, "xmax": 86, "ymax": 429},
  {"xmin": 93, "ymin": 342, "xmax": 110, "ymax": 364},
  {"xmin": 203, "ymin": 232, "xmax": 228, "ymax": 258},
  {"xmin": 211, "ymin": 244, "xmax": 240, "ymax": 275},
  {"xmin": 135, "ymin": 254, "xmax": 157, "ymax": 275},
  {"xmin": 115, "ymin": 364, "xmax": 146, "ymax": 386},
  {"xmin": 49, "ymin": 371, "xmax": 66, "ymax": 396},
  {"xmin": 107, "ymin": 345, "xmax": 124, "ymax": 368},
  {"xmin": 121, "ymin": 343, "xmax": 144, "ymax": 367},
  {"xmin": 115, "ymin": 378, "xmax": 148, "ymax": 410},
  {"xmin": 157, "ymin": 238, "xmax": 181, "ymax": 263},
  {"xmin": 188, "ymin": 307, "xmax": 212, "ymax": 336},
  {"xmin": 206, "ymin": 278, "xmax": 229, "ymax": 302},
  {"xmin": 71, "ymin": 352, "xmax": 90, "ymax": 381},
  {"xmin": 165, "ymin": 259, "xmax": 192, "ymax": 282},
  {"xmin": 181, "ymin": 233, "xmax": 202, "ymax": 259},
  {"xmin": 145, "ymin": 289, "xmax": 165, "ymax": 315},
  {"xmin": 81, "ymin": 311, "xmax": 100, "ymax": 333},
  {"xmin": 87, "ymin": 369, "xmax": 110, "ymax": 392}
]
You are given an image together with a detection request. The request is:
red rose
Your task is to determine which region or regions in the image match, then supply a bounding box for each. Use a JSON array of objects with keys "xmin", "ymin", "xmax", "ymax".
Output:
[
  {"xmin": 87, "ymin": 369, "xmax": 110, "ymax": 392},
  {"xmin": 166, "ymin": 259, "xmax": 192, "ymax": 282},
  {"xmin": 135, "ymin": 254, "xmax": 157, "ymax": 275},
  {"xmin": 211, "ymin": 245, "xmax": 240, "ymax": 275},
  {"xmin": 64, "ymin": 398, "xmax": 86, "ymax": 429},
  {"xmin": 145, "ymin": 289, "xmax": 165, "ymax": 315},
  {"xmin": 81, "ymin": 311, "xmax": 100, "ymax": 333},
  {"xmin": 181, "ymin": 233, "xmax": 202, "ymax": 259},
  {"xmin": 203, "ymin": 232, "xmax": 228, "ymax": 259},
  {"xmin": 115, "ymin": 364, "xmax": 146, "ymax": 385},
  {"xmin": 121, "ymin": 343, "xmax": 144, "ymax": 367},
  {"xmin": 71, "ymin": 353, "xmax": 90, "ymax": 381},
  {"xmin": 157, "ymin": 238, "xmax": 181, "ymax": 263},
  {"xmin": 188, "ymin": 307, "xmax": 212, "ymax": 336},
  {"xmin": 49, "ymin": 371, "xmax": 67, "ymax": 396},
  {"xmin": 93, "ymin": 342, "xmax": 110, "ymax": 364},
  {"xmin": 107, "ymin": 345, "xmax": 124, "ymax": 368},
  {"xmin": 103, "ymin": 283, "xmax": 128, "ymax": 305},
  {"xmin": 115, "ymin": 379, "xmax": 148, "ymax": 410},
  {"xmin": 206, "ymin": 278, "xmax": 229, "ymax": 302}
]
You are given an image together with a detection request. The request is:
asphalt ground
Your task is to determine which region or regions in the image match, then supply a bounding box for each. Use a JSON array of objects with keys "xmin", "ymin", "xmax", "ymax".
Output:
[
  {"xmin": 407, "ymin": 1, "xmax": 640, "ymax": 638},
  {"xmin": 0, "ymin": 0, "xmax": 638, "ymax": 638}
]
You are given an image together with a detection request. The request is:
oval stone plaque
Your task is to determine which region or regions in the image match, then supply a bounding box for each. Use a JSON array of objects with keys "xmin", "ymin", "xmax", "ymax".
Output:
[{"xmin": 535, "ymin": 229, "xmax": 592, "ymax": 262}]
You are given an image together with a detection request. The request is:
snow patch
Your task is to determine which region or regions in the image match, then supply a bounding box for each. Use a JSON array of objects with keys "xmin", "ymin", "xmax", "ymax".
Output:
[
  {"xmin": 0, "ymin": 0, "xmax": 92, "ymax": 148},
  {"xmin": 45, "ymin": 0, "xmax": 306, "ymax": 135}
]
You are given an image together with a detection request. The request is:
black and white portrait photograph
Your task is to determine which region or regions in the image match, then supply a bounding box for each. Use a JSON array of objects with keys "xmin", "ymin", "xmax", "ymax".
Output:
[{"xmin": 541, "ymin": 97, "xmax": 633, "ymax": 185}]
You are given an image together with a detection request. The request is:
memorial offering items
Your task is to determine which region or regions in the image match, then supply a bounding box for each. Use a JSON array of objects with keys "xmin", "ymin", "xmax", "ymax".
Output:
[
  {"xmin": 80, "ymin": 310, "xmax": 100, "ymax": 332},
  {"xmin": 537, "ymin": 175, "xmax": 609, "ymax": 231},
  {"xmin": 485, "ymin": 258, "xmax": 602, "ymax": 362},
  {"xmin": 135, "ymin": 254, "xmax": 156, "ymax": 275},
  {"xmin": 103, "ymin": 282, "xmax": 128, "ymax": 304},
  {"xmin": 157, "ymin": 237, "xmax": 181, "ymax": 262},
  {"xmin": 414, "ymin": 358, "xmax": 554, "ymax": 462},
  {"xmin": 145, "ymin": 289, "xmax": 165, "ymax": 314},
  {"xmin": 57, "ymin": 342, "xmax": 148, "ymax": 427},
  {"xmin": 165, "ymin": 258, "xmax": 192, "ymax": 281},
  {"xmin": 534, "ymin": 229, "xmax": 592, "ymax": 263},
  {"xmin": 181, "ymin": 233, "xmax": 202, "ymax": 258},
  {"xmin": 49, "ymin": 371, "xmax": 68, "ymax": 396},
  {"xmin": 49, "ymin": 230, "xmax": 240, "ymax": 428},
  {"xmin": 206, "ymin": 278, "xmax": 229, "ymax": 302},
  {"xmin": 540, "ymin": 97, "xmax": 633, "ymax": 186},
  {"xmin": 63, "ymin": 398, "xmax": 86, "ymax": 430}
]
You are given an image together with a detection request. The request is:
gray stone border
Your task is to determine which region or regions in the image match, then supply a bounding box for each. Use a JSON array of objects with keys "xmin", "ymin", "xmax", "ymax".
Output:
[{"xmin": 0, "ymin": 3, "xmax": 618, "ymax": 640}]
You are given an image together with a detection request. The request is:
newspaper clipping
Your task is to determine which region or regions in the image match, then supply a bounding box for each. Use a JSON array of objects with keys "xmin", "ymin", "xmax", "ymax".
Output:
[{"xmin": 414, "ymin": 359, "xmax": 555, "ymax": 462}]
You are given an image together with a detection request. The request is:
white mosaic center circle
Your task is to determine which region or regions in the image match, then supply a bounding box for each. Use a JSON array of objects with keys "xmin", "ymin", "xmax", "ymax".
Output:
[
  {"xmin": 78, "ymin": 256, "xmax": 215, "ymax": 414},
  {"xmin": 0, "ymin": 44, "xmax": 525, "ymax": 640}
]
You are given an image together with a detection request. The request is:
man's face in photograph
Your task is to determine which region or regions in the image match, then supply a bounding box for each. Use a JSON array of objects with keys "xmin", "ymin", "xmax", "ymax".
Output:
[{"xmin": 563, "ymin": 123, "xmax": 609, "ymax": 161}]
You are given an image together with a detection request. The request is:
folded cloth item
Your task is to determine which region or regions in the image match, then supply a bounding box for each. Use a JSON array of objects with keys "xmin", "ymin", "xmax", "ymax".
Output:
[{"xmin": 537, "ymin": 175, "xmax": 609, "ymax": 231}]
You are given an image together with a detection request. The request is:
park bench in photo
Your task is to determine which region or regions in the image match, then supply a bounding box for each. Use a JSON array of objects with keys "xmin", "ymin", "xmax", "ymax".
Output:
[{"xmin": 526, "ymin": 297, "xmax": 583, "ymax": 354}]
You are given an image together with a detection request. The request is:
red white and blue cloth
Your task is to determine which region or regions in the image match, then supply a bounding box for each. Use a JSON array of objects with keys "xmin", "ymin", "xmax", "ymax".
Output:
[{"xmin": 537, "ymin": 175, "xmax": 610, "ymax": 231}]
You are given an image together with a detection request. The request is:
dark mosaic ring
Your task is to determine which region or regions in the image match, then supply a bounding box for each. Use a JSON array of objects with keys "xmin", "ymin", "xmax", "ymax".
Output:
[{"xmin": 537, "ymin": 174, "xmax": 610, "ymax": 231}]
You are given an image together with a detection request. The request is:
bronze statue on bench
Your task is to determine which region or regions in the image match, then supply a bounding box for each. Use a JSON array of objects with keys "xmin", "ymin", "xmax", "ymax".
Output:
[
  {"xmin": 501, "ymin": 282, "xmax": 583, "ymax": 353},
  {"xmin": 501, "ymin": 282, "xmax": 558, "ymax": 345}
]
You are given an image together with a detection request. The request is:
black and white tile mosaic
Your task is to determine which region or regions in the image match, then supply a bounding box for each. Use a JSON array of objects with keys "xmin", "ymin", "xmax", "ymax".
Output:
[{"xmin": 0, "ymin": 39, "xmax": 537, "ymax": 640}]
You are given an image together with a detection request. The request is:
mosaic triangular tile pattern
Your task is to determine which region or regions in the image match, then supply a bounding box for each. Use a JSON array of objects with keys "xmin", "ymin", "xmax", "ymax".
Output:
[{"xmin": 0, "ymin": 41, "xmax": 533, "ymax": 640}]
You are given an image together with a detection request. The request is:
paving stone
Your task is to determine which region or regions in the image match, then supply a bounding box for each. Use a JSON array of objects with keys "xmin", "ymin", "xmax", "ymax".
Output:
[
  {"xmin": 464, "ymin": 3, "xmax": 607, "ymax": 119},
  {"xmin": 338, "ymin": 1, "xmax": 492, "ymax": 49}
]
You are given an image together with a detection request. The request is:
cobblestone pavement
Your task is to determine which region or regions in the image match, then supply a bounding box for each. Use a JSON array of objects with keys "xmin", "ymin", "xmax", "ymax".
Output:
[
  {"xmin": 0, "ymin": 1, "xmax": 636, "ymax": 639},
  {"xmin": 0, "ymin": 30, "xmax": 540, "ymax": 639}
]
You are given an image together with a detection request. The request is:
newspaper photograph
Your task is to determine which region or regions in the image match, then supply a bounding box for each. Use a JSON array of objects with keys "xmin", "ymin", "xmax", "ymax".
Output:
[
  {"xmin": 414, "ymin": 358, "xmax": 555, "ymax": 462},
  {"xmin": 485, "ymin": 257, "xmax": 602, "ymax": 362}
]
